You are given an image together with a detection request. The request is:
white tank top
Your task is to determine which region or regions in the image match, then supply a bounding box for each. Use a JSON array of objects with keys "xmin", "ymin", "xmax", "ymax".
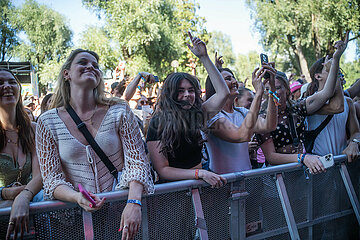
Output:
[{"xmin": 305, "ymin": 97, "xmax": 348, "ymax": 156}]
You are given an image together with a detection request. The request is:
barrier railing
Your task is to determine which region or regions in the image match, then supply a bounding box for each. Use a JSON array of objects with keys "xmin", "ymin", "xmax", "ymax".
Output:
[{"xmin": 0, "ymin": 154, "xmax": 359, "ymax": 239}]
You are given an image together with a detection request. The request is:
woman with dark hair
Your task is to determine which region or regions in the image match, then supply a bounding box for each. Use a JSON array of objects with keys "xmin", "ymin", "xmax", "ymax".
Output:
[
  {"xmin": 147, "ymin": 32, "xmax": 229, "ymax": 187},
  {"xmin": 0, "ymin": 69, "xmax": 42, "ymax": 240},
  {"xmin": 36, "ymin": 49, "xmax": 154, "ymax": 239},
  {"xmin": 204, "ymin": 65, "xmax": 278, "ymax": 174},
  {"xmin": 258, "ymin": 34, "xmax": 349, "ymax": 174}
]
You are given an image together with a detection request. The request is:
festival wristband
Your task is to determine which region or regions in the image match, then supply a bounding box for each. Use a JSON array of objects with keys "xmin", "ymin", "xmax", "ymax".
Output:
[
  {"xmin": 127, "ymin": 199, "xmax": 142, "ymax": 206},
  {"xmin": 138, "ymin": 73, "xmax": 146, "ymax": 82}
]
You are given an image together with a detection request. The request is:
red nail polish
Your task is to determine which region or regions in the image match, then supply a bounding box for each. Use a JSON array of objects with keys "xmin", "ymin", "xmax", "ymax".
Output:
[
  {"xmin": 104, "ymin": 197, "xmax": 107, "ymax": 200},
  {"xmin": 118, "ymin": 227, "xmax": 122, "ymax": 232},
  {"xmin": 89, "ymin": 204, "xmax": 93, "ymax": 208}
]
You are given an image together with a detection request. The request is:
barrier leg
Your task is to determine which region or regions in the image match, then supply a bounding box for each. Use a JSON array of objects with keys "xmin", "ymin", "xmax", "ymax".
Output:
[
  {"xmin": 339, "ymin": 163, "xmax": 360, "ymax": 225},
  {"xmin": 230, "ymin": 180, "xmax": 248, "ymax": 240},
  {"xmin": 82, "ymin": 210, "xmax": 94, "ymax": 240},
  {"xmin": 141, "ymin": 197, "xmax": 149, "ymax": 239},
  {"xmin": 307, "ymin": 174, "xmax": 313, "ymax": 240},
  {"xmin": 276, "ymin": 173, "xmax": 300, "ymax": 240},
  {"xmin": 191, "ymin": 188, "xmax": 208, "ymax": 240}
]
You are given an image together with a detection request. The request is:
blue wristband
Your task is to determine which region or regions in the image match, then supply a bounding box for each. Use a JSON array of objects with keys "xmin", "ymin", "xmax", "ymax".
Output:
[
  {"xmin": 301, "ymin": 153, "xmax": 306, "ymax": 164},
  {"xmin": 127, "ymin": 199, "xmax": 142, "ymax": 206},
  {"xmin": 138, "ymin": 73, "xmax": 146, "ymax": 82},
  {"xmin": 297, "ymin": 153, "xmax": 301, "ymax": 164}
]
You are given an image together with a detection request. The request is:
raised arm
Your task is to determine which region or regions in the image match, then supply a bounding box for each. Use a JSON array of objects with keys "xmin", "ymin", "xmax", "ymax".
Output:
[
  {"xmin": 124, "ymin": 72, "xmax": 156, "ymax": 101},
  {"xmin": 253, "ymin": 64, "xmax": 278, "ymax": 133},
  {"xmin": 186, "ymin": 32, "xmax": 229, "ymax": 117},
  {"xmin": 306, "ymin": 32, "xmax": 349, "ymax": 115},
  {"xmin": 210, "ymin": 66, "xmax": 276, "ymax": 143}
]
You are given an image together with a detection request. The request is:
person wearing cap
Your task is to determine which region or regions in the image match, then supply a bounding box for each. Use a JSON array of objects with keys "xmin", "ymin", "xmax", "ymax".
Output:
[
  {"xmin": 290, "ymin": 80, "xmax": 303, "ymax": 100},
  {"xmin": 258, "ymin": 49, "xmax": 344, "ymax": 174}
]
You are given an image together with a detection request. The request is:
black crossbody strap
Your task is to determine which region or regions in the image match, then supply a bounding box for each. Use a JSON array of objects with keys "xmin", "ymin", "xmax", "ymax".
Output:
[
  {"xmin": 66, "ymin": 105, "xmax": 118, "ymax": 179},
  {"xmin": 313, "ymin": 115, "xmax": 334, "ymax": 136},
  {"xmin": 288, "ymin": 111, "xmax": 300, "ymax": 147}
]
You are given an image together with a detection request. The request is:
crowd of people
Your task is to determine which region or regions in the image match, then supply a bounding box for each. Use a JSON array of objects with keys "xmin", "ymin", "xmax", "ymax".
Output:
[{"xmin": 0, "ymin": 30, "xmax": 359, "ymax": 239}]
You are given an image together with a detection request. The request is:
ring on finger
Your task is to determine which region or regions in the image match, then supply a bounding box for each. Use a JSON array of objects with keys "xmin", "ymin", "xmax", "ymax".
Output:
[{"xmin": 8, "ymin": 221, "xmax": 15, "ymax": 225}]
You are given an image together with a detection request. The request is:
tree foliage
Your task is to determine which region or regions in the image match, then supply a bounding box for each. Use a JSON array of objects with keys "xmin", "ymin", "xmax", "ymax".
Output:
[
  {"xmin": 82, "ymin": 0, "xmax": 208, "ymax": 84},
  {"xmin": 207, "ymin": 31, "xmax": 236, "ymax": 69},
  {"xmin": 246, "ymin": 0, "xmax": 360, "ymax": 81},
  {"xmin": 13, "ymin": 0, "xmax": 72, "ymax": 84},
  {"xmin": 78, "ymin": 26, "xmax": 119, "ymax": 73},
  {"xmin": 0, "ymin": 0, "xmax": 19, "ymax": 61}
]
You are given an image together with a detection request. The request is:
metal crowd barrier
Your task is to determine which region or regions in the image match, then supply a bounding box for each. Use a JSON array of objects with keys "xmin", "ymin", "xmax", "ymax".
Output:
[{"xmin": 0, "ymin": 154, "xmax": 359, "ymax": 240}]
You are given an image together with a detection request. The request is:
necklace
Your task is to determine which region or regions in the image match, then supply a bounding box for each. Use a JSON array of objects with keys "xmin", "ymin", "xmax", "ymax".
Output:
[{"xmin": 81, "ymin": 104, "xmax": 98, "ymax": 125}]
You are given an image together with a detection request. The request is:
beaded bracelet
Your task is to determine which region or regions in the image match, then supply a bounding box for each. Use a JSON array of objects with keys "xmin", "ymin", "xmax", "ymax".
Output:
[
  {"xmin": 195, "ymin": 169, "xmax": 199, "ymax": 180},
  {"xmin": 127, "ymin": 199, "xmax": 142, "ymax": 206},
  {"xmin": 268, "ymin": 90, "xmax": 281, "ymax": 106},
  {"xmin": 138, "ymin": 73, "xmax": 146, "ymax": 82}
]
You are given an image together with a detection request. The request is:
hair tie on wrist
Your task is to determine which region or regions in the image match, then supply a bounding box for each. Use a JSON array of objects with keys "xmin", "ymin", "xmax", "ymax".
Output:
[
  {"xmin": 23, "ymin": 188, "xmax": 34, "ymax": 198},
  {"xmin": 127, "ymin": 199, "xmax": 142, "ymax": 206},
  {"xmin": 195, "ymin": 169, "xmax": 199, "ymax": 180}
]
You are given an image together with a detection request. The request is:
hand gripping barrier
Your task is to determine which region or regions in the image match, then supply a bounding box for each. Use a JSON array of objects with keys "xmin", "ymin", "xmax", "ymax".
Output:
[{"xmin": 0, "ymin": 154, "xmax": 359, "ymax": 239}]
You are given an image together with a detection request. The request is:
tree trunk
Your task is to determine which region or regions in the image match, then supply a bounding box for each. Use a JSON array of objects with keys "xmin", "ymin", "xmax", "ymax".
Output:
[{"xmin": 294, "ymin": 41, "xmax": 311, "ymax": 83}]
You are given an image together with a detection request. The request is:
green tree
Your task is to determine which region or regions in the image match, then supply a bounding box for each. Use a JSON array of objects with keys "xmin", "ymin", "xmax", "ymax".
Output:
[
  {"xmin": 246, "ymin": 0, "xmax": 360, "ymax": 82},
  {"xmin": 234, "ymin": 51, "xmax": 260, "ymax": 89},
  {"xmin": 13, "ymin": 0, "xmax": 72, "ymax": 85},
  {"xmin": 78, "ymin": 26, "xmax": 119, "ymax": 74},
  {"xmin": 207, "ymin": 31, "xmax": 236, "ymax": 69},
  {"xmin": 0, "ymin": 0, "xmax": 19, "ymax": 61},
  {"xmin": 83, "ymin": 0, "xmax": 208, "ymax": 86}
]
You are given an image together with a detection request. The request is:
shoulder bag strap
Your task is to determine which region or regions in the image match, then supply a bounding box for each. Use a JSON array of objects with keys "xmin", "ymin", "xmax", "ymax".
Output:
[
  {"xmin": 287, "ymin": 111, "xmax": 300, "ymax": 148},
  {"xmin": 312, "ymin": 114, "xmax": 334, "ymax": 136},
  {"xmin": 66, "ymin": 105, "xmax": 118, "ymax": 179}
]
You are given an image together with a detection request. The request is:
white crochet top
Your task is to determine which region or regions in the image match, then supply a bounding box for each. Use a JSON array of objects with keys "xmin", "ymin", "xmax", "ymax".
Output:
[{"xmin": 36, "ymin": 102, "xmax": 154, "ymax": 200}]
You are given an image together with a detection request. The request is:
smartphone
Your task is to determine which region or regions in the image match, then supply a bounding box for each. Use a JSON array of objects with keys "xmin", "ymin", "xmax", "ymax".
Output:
[
  {"xmin": 260, "ymin": 53, "xmax": 270, "ymax": 79},
  {"xmin": 318, "ymin": 153, "xmax": 334, "ymax": 169},
  {"xmin": 78, "ymin": 184, "xmax": 96, "ymax": 207}
]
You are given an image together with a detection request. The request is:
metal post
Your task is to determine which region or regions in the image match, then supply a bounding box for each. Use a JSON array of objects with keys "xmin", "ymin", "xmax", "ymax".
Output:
[
  {"xmin": 308, "ymin": 174, "xmax": 313, "ymax": 240},
  {"xmin": 191, "ymin": 188, "xmax": 208, "ymax": 240},
  {"xmin": 82, "ymin": 210, "xmax": 94, "ymax": 240},
  {"xmin": 230, "ymin": 179, "xmax": 248, "ymax": 240},
  {"xmin": 141, "ymin": 197, "xmax": 149, "ymax": 239},
  {"xmin": 276, "ymin": 173, "xmax": 300, "ymax": 240},
  {"xmin": 339, "ymin": 163, "xmax": 360, "ymax": 224}
]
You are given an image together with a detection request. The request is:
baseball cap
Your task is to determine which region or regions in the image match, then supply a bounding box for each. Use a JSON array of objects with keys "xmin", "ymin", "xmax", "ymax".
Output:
[{"xmin": 290, "ymin": 81, "xmax": 302, "ymax": 93}]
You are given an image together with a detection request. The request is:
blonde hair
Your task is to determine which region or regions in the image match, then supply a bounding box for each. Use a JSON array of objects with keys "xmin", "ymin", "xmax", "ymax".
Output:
[{"xmin": 51, "ymin": 49, "xmax": 121, "ymax": 109}]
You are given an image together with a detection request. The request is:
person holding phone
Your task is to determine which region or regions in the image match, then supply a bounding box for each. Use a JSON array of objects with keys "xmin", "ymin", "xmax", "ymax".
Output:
[
  {"xmin": 203, "ymin": 63, "xmax": 278, "ymax": 174},
  {"xmin": 0, "ymin": 69, "xmax": 43, "ymax": 240},
  {"xmin": 36, "ymin": 49, "xmax": 154, "ymax": 240},
  {"xmin": 258, "ymin": 33, "xmax": 350, "ymax": 174},
  {"xmin": 147, "ymin": 32, "xmax": 229, "ymax": 187}
]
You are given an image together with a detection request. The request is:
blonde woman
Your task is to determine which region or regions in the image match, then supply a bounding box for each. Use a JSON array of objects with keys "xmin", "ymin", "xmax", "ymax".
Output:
[{"xmin": 36, "ymin": 49, "xmax": 154, "ymax": 240}]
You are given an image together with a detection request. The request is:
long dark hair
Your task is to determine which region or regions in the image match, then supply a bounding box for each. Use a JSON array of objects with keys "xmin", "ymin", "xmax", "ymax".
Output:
[
  {"xmin": 307, "ymin": 57, "xmax": 325, "ymax": 96},
  {"xmin": 0, "ymin": 69, "xmax": 35, "ymax": 155},
  {"xmin": 205, "ymin": 68, "xmax": 234, "ymax": 100},
  {"xmin": 155, "ymin": 72, "xmax": 203, "ymax": 157}
]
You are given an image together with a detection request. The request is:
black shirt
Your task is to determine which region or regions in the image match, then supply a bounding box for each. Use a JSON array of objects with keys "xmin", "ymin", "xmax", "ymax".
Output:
[{"xmin": 146, "ymin": 115, "xmax": 202, "ymax": 169}]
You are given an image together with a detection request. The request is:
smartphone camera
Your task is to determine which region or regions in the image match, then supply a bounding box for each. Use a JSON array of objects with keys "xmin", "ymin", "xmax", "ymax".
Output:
[{"xmin": 260, "ymin": 53, "xmax": 270, "ymax": 79}]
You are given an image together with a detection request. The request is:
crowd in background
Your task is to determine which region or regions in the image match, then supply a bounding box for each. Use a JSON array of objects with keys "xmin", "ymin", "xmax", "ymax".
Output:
[{"xmin": 1, "ymin": 31, "xmax": 359, "ymax": 240}]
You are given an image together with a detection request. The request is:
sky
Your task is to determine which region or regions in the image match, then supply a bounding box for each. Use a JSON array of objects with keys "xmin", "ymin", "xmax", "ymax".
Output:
[{"xmin": 13, "ymin": 0, "xmax": 357, "ymax": 62}]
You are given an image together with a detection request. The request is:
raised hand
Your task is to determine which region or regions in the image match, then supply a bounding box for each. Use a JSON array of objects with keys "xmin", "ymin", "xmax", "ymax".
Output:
[
  {"xmin": 215, "ymin": 52, "xmax": 224, "ymax": 68},
  {"xmin": 333, "ymin": 31, "xmax": 349, "ymax": 60},
  {"xmin": 186, "ymin": 31, "xmax": 208, "ymax": 59},
  {"xmin": 252, "ymin": 64, "xmax": 276, "ymax": 94}
]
